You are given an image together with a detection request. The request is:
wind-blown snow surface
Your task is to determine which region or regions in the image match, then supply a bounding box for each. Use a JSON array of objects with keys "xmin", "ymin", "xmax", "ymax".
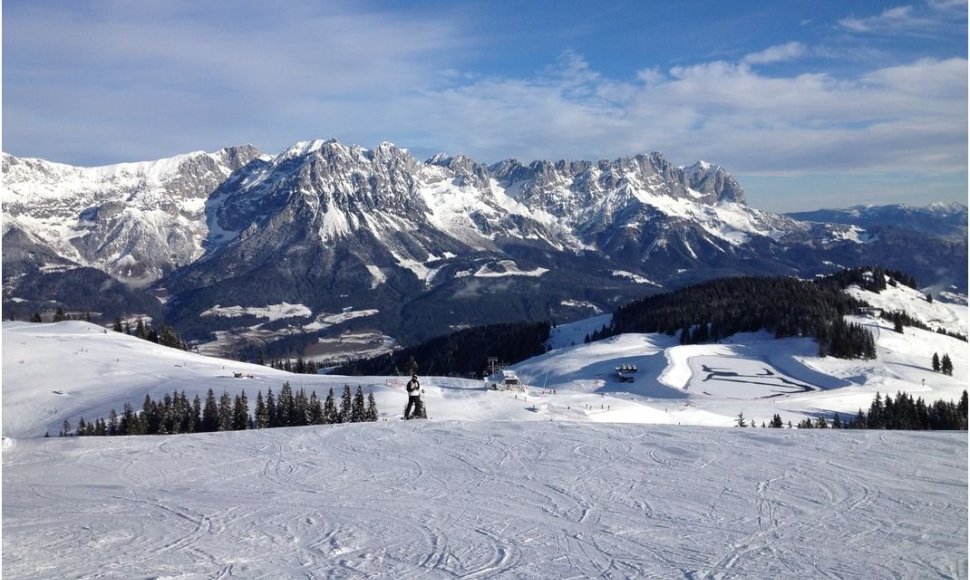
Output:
[
  {"xmin": 2, "ymin": 422, "xmax": 965, "ymax": 579},
  {"xmin": 2, "ymin": 309, "xmax": 968, "ymax": 578}
]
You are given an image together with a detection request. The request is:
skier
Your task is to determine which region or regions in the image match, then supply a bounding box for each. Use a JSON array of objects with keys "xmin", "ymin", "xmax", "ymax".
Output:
[{"xmin": 404, "ymin": 374, "xmax": 422, "ymax": 419}]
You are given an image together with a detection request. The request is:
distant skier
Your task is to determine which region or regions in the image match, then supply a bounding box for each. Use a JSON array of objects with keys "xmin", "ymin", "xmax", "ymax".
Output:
[{"xmin": 404, "ymin": 374, "xmax": 422, "ymax": 419}]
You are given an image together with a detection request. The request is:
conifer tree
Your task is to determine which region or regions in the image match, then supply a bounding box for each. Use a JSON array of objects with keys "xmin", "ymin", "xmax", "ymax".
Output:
[
  {"xmin": 191, "ymin": 395, "xmax": 202, "ymax": 433},
  {"xmin": 366, "ymin": 392, "xmax": 379, "ymax": 422},
  {"xmin": 143, "ymin": 394, "xmax": 161, "ymax": 434},
  {"xmin": 278, "ymin": 382, "xmax": 294, "ymax": 426},
  {"xmin": 309, "ymin": 391, "xmax": 324, "ymax": 425},
  {"xmin": 120, "ymin": 402, "xmax": 137, "ymax": 435},
  {"xmin": 107, "ymin": 408, "xmax": 118, "ymax": 436},
  {"xmin": 218, "ymin": 391, "xmax": 233, "ymax": 431},
  {"xmin": 266, "ymin": 388, "xmax": 278, "ymax": 428},
  {"xmin": 201, "ymin": 389, "xmax": 219, "ymax": 432},
  {"xmin": 232, "ymin": 390, "xmax": 249, "ymax": 431},
  {"xmin": 352, "ymin": 386, "xmax": 366, "ymax": 422},
  {"xmin": 941, "ymin": 354, "xmax": 954, "ymax": 376},
  {"xmin": 932, "ymin": 352, "xmax": 941, "ymax": 372},
  {"xmin": 294, "ymin": 388, "xmax": 309, "ymax": 426},
  {"xmin": 893, "ymin": 313, "xmax": 904, "ymax": 333},
  {"xmin": 340, "ymin": 385, "xmax": 353, "ymax": 423},
  {"xmin": 324, "ymin": 388, "xmax": 338, "ymax": 424},
  {"xmin": 254, "ymin": 391, "xmax": 268, "ymax": 428}
]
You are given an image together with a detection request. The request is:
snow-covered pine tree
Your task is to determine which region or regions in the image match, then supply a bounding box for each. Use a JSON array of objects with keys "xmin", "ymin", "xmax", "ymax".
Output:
[
  {"xmin": 218, "ymin": 391, "xmax": 233, "ymax": 431},
  {"xmin": 201, "ymin": 389, "xmax": 219, "ymax": 432},
  {"xmin": 278, "ymin": 382, "xmax": 294, "ymax": 426},
  {"xmin": 254, "ymin": 391, "xmax": 268, "ymax": 428},
  {"xmin": 340, "ymin": 385, "xmax": 353, "ymax": 423},
  {"xmin": 366, "ymin": 392, "xmax": 379, "ymax": 422},
  {"xmin": 294, "ymin": 388, "xmax": 309, "ymax": 426},
  {"xmin": 232, "ymin": 391, "xmax": 249, "ymax": 431},
  {"xmin": 941, "ymin": 353, "xmax": 954, "ymax": 376},
  {"xmin": 352, "ymin": 386, "xmax": 366, "ymax": 422},
  {"xmin": 266, "ymin": 387, "xmax": 278, "ymax": 428},
  {"xmin": 324, "ymin": 388, "xmax": 338, "ymax": 424},
  {"xmin": 309, "ymin": 391, "xmax": 324, "ymax": 425}
]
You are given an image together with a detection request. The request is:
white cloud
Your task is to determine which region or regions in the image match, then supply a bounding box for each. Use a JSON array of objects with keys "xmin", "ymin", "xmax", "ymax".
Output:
[
  {"xmin": 838, "ymin": 2, "xmax": 965, "ymax": 33},
  {"xmin": 2, "ymin": 1, "xmax": 966, "ymax": 211},
  {"xmin": 394, "ymin": 53, "xmax": 966, "ymax": 178},
  {"xmin": 741, "ymin": 42, "xmax": 808, "ymax": 65}
]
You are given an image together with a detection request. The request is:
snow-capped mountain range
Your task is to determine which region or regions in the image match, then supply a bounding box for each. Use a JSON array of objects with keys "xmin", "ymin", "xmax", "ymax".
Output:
[{"xmin": 3, "ymin": 140, "xmax": 966, "ymax": 351}]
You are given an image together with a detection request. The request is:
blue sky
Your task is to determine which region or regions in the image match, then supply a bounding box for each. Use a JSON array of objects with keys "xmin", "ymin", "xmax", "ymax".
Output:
[{"xmin": 3, "ymin": 0, "xmax": 967, "ymax": 211}]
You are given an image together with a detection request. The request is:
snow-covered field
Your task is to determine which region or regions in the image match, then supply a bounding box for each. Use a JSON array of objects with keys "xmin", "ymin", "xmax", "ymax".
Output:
[
  {"xmin": 3, "ymin": 422, "xmax": 965, "ymax": 579},
  {"xmin": 2, "ymin": 280, "xmax": 968, "ymax": 578}
]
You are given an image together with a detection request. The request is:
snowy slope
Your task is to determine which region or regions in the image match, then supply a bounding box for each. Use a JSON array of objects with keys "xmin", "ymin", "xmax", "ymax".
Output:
[
  {"xmin": 3, "ymin": 296, "xmax": 967, "ymax": 437},
  {"xmin": 2, "ymin": 317, "xmax": 968, "ymax": 578},
  {"xmin": 2, "ymin": 415, "xmax": 966, "ymax": 578},
  {"xmin": 844, "ymin": 281, "xmax": 968, "ymax": 336}
]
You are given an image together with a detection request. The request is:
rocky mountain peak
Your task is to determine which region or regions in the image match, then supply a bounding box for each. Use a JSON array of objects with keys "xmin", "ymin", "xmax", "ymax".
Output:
[{"xmin": 684, "ymin": 161, "xmax": 746, "ymax": 205}]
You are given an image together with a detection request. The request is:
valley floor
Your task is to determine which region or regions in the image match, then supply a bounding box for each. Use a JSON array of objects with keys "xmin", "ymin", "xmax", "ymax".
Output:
[{"xmin": 3, "ymin": 422, "xmax": 966, "ymax": 579}]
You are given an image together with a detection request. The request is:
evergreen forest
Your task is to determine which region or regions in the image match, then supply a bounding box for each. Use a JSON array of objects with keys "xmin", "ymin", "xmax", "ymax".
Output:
[
  {"xmin": 335, "ymin": 321, "xmax": 551, "ymax": 377},
  {"xmin": 592, "ymin": 271, "xmax": 893, "ymax": 359},
  {"xmin": 63, "ymin": 383, "xmax": 379, "ymax": 437}
]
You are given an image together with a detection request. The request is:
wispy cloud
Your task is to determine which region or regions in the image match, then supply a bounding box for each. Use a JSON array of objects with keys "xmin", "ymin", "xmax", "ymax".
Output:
[
  {"xmin": 2, "ymin": 1, "xmax": 966, "ymax": 211},
  {"xmin": 741, "ymin": 42, "xmax": 808, "ymax": 65},
  {"xmin": 2, "ymin": 1, "xmax": 468, "ymax": 162},
  {"xmin": 839, "ymin": 1, "xmax": 966, "ymax": 34},
  {"xmin": 396, "ymin": 52, "xmax": 966, "ymax": 178}
]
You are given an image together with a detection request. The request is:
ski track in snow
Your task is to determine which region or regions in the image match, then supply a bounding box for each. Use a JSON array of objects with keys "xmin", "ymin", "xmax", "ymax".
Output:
[{"xmin": 3, "ymin": 423, "xmax": 966, "ymax": 579}]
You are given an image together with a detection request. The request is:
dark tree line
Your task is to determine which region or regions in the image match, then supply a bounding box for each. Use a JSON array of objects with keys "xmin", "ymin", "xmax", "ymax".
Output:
[
  {"xmin": 822, "ymin": 266, "xmax": 918, "ymax": 293},
  {"xmin": 263, "ymin": 357, "xmax": 322, "ymax": 375},
  {"xmin": 66, "ymin": 383, "xmax": 379, "ymax": 437},
  {"xmin": 845, "ymin": 390, "xmax": 968, "ymax": 430},
  {"xmin": 883, "ymin": 310, "xmax": 968, "ymax": 342},
  {"xmin": 336, "ymin": 321, "xmax": 551, "ymax": 377},
  {"xmin": 26, "ymin": 307, "xmax": 93, "ymax": 323},
  {"xmin": 816, "ymin": 319, "xmax": 876, "ymax": 359},
  {"xmin": 112, "ymin": 317, "xmax": 188, "ymax": 350},
  {"xmin": 756, "ymin": 389, "xmax": 967, "ymax": 431},
  {"xmin": 593, "ymin": 273, "xmax": 876, "ymax": 359}
]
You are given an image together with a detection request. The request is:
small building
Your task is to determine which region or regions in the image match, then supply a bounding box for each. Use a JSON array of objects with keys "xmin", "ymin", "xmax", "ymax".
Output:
[
  {"xmin": 615, "ymin": 364, "xmax": 638, "ymax": 383},
  {"xmin": 856, "ymin": 307, "xmax": 883, "ymax": 317},
  {"xmin": 485, "ymin": 369, "xmax": 526, "ymax": 391}
]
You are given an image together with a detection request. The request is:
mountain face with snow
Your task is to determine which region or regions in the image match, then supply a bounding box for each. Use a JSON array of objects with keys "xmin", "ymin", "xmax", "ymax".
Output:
[
  {"xmin": 788, "ymin": 202, "xmax": 968, "ymax": 240},
  {"xmin": 2, "ymin": 145, "xmax": 263, "ymax": 287},
  {"xmin": 3, "ymin": 139, "xmax": 966, "ymax": 350}
]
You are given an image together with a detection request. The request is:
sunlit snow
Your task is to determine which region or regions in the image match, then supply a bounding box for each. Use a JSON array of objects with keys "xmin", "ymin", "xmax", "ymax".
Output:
[
  {"xmin": 2, "ymin": 294, "xmax": 967, "ymax": 578},
  {"xmin": 201, "ymin": 302, "xmax": 313, "ymax": 322}
]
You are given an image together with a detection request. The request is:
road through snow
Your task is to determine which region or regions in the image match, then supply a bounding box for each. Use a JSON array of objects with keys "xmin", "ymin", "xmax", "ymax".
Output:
[{"xmin": 3, "ymin": 421, "xmax": 966, "ymax": 579}]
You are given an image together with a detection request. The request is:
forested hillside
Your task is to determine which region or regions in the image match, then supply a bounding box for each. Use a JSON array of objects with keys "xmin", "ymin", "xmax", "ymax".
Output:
[
  {"xmin": 336, "ymin": 321, "xmax": 551, "ymax": 378},
  {"xmin": 595, "ymin": 270, "xmax": 886, "ymax": 359}
]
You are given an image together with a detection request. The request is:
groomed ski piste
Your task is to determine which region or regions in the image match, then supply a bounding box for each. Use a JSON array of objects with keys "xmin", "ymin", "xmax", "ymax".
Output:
[{"xmin": 2, "ymin": 281, "xmax": 968, "ymax": 578}]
